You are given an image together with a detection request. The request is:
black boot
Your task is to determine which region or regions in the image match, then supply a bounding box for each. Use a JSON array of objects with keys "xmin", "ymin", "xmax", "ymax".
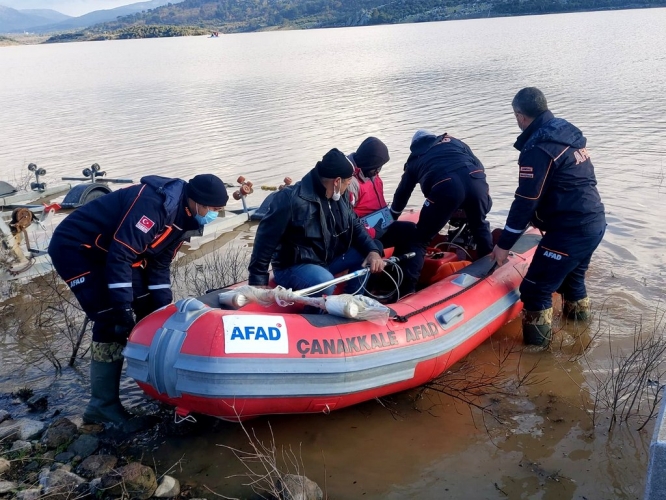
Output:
[
  {"xmin": 83, "ymin": 358, "xmax": 132, "ymax": 425},
  {"xmin": 83, "ymin": 357, "xmax": 155, "ymax": 433},
  {"xmin": 522, "ymin": 308, "xmax": 553, "ymax": 346}
]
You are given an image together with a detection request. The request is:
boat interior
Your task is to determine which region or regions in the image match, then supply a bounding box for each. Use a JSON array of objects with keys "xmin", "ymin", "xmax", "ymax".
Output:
[{"xmin": 196, "ymin": 212, "xmax": 542, "ymax": 326}]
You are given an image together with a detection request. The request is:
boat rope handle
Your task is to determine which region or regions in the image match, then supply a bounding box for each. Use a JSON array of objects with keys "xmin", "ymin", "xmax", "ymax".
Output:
[{"xmin": 392, "ymin": 260, "xmax": 500, "ymax": 323}]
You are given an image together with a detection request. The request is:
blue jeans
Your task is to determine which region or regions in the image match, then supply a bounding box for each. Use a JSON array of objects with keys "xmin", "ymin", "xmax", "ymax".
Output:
[{"xmin": 273, "ymin": 248, "xmax": 366, "ymax": 296}]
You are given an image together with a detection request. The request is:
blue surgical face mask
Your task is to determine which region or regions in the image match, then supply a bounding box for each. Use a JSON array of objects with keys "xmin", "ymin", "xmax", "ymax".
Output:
[{"xmin": 194, "ymin": 204, "xmax": 218, "ymax": 225}]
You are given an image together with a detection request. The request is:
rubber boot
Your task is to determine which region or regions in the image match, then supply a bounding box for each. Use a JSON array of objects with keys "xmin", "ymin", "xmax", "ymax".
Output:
[
  {"xmin": 522, "ymin": 308, "xmax": 553, "ymax": 346},
  {"xmin": 83, "ymin": 346, "xmax": 155, "ymax": 434},
  {"xmin": 563, "ymin": 297, "xmax": 591, "ymax": 321},
  {"xmin": 83, "ymin": 358, "xmax": 132, "ymax": 425}
]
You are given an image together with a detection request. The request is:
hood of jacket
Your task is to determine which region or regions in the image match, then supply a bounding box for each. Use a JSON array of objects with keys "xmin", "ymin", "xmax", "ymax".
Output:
[
  {"xmin": 140, "ymin": 175, "xmax": 187, "ymax": 215},
  {"xmin": 404, "ymin": 133, "xmax": 446, "ymax": 168},
  {"xmin": 515, "ymin": 111, "xmax": 587, "ymax": 152}
]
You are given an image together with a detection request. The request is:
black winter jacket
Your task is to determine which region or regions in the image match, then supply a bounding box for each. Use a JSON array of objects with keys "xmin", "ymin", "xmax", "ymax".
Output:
[
  {"xmin": 248, "ymin": 169, "xmax": 380, "ymax": 286},
  {"xmin": 391, "ymin": 133, "xmax": 487, "ymax": 215},
  {"xmin": 497, "ymin": 111, "xmax": 606, "ymax": 250},
  {"xmin": 49, "ymin": 175, "xmax": 201, "ymax": 307}
]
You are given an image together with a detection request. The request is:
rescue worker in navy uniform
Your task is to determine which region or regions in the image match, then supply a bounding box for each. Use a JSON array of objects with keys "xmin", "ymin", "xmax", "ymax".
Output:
[
  {"xmin": 490, "ymin": 87, "xmax": 606, "ymax": 346},
  {"xmin": 48, "ymin": 174, "xmax": 228, "ymax": 428},
  {"xmin": 248, "ymin": 148, "xmax": 385, "ymax": 296},
  {"xmin": 389, "ymin": 129, "xmax": 493, "ymax": 296}
]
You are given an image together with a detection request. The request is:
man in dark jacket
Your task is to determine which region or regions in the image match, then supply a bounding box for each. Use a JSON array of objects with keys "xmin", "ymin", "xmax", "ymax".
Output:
[
  {"xmin": 248, "ymin": 148, "xmax": 385, "ymax": 296},
  {"xmin": 389, "ymin": 130, "xmax": 493, "ymax": 295},
  {"xmin": 48, "ymin": 174, "xmax": 228, "ymax": 426},
  {"xmin": 490, "ymin": 87, "xmax": 606, "ymax": 346}
]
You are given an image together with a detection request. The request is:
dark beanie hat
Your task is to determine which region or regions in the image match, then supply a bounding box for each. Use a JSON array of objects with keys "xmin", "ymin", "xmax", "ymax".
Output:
[
  {"xmin": 354, "ymin": 137, "xmax": 390, "ymax": 174},
  {"xmin": 187, "ymin": 174, "xmax": 229, "ymax": 207},
  {"xmin": 315, "ymin": 148, "xmax": 354, "ymax": 179}
]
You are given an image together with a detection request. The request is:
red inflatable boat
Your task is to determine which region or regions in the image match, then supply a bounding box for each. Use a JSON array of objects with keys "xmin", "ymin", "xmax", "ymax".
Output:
[{"xmin": 125, "ymin": 225, "xmax": 540, "ymax": 421}]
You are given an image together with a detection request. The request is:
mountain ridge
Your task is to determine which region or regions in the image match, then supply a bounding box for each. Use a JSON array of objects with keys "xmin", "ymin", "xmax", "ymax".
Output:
[
  {"xmin": 0, "ymin": 0, "xmax": 173, "ymax": 33},
  {"xmin": 92, "ymin": 0, "xmax": 666, "ymax": 34}
]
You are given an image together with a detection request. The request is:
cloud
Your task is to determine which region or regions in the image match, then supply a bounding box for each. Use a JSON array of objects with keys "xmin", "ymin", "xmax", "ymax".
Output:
[{"xmin": 1, "ymin": 0, "xmax": 137, "ymax": 16}]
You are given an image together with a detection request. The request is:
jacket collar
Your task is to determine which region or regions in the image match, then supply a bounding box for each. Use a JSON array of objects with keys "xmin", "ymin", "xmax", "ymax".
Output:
[
  {"xmin": 514, "ymin": 110, "xmax": 554, "ymax": 151},
  {"xmin": 299, "ymin": 169, "xmax": 327, "ymax": 203}
]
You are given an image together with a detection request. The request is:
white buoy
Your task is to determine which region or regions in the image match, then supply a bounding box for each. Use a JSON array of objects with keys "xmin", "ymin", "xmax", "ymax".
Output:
[
  {"xmin": 325, "ymin": 297, "xmax": 359, "ymax": 319},
  {"xmin": 218, "ymin": 291, "xmax": 248, "ymax": 309}
]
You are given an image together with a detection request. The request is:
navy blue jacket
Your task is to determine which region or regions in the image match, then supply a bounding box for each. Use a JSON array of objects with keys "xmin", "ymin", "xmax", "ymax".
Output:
[
  {"xmin": 497, "ymin": 111, "xmax": 605, "ymax": 250},
  {"xmin": 248, "ymin": 169, "xmax": 380, "ymax": 286},
  {"xmin": 390, "ymin": 133, "xmax": 486, "ymax": 215},
  {"xmin": 50, "ymin": 176, "xmax": 201, "ymax": 306}
]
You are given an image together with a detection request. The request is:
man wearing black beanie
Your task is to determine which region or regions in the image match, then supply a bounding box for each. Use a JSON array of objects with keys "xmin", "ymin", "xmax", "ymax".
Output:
[
  {"xmin": 249, "ymin": 148, "xmax": 385, "ymax": 296},
  {"xmin": 48, "ymin": 173, "xmax": 227, "ymax": 430}
]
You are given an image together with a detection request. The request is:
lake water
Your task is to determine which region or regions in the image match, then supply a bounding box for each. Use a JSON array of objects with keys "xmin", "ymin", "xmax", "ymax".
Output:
[{"xmin": 1, "ymin": 7, "xmax": 665, "ymax": 499}]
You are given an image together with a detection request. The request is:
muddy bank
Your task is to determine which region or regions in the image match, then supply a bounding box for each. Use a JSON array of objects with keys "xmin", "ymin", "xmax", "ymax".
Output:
[{"xmin": 0, "ymin": 405, "xmax": 324, "ymax": 500}]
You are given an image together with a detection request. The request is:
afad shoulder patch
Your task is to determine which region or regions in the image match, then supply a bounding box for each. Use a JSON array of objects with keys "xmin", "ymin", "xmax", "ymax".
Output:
[{"xmin": 136, "ymin": 215, "xmax": 155, "ymax": 233}]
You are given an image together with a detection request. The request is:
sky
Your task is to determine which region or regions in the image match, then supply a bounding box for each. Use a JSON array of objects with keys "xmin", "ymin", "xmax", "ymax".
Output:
[{"xmin": 0, "ymin": 0, "xmax": 137, "ymax": 16}]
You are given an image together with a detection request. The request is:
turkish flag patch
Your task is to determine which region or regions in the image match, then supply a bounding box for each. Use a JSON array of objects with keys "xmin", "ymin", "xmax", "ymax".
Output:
[{"xmin": 135, "ymin": 215, "xmax": 155, "ymax": 233}]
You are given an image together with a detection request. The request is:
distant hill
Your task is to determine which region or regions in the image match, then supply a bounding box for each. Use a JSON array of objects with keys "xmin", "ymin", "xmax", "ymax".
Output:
[
  {"xmin": 0, "ymin": 5, "xmax": 70, "ymax": 32},
  {"xmin": 19, "ymin": 8, "xmax": 70, "ymax": 23},
  {"xmin": 92, "ymin": 0, "xmax": 666, "ymax": 33},
  {"xmin": 0, "ymin": 0, "xmax": 175, "ymax": 33}
]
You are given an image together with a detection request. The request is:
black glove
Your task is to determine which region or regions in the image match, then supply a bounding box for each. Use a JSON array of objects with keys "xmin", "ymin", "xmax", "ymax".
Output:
[
  {"xmin": 372, "ymin": 219, "xmax": 387, "ymax": 239},
  {"xmin": 150, "ymin": 288, "xmax": 173, "ymax": 310},
  {"xmin": 113, "ymin": 305, "xmax": 136, "ymax": 339}
]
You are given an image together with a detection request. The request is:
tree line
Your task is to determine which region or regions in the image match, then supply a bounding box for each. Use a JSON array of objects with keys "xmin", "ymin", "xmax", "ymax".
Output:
[
  {"xmin": 91, "ymin": 0, "xmax": 666, "ymax": 33},
  {"xmin": 46, "ymin": 0, "xmax": 666, "ymax": 41}
]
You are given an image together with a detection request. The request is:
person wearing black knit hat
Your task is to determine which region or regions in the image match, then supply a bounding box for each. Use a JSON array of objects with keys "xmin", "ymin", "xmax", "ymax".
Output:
[
  {"xmin": 48, "ymin": 172, "xmax": 227, "ymax": 431},
  {"xmin": 347, "ymin": 138, "xmax": 390, "ymax": 228},
  {"xmin": 186, "ymin": 174, "xmax": 229, "ymax": 226},
  {"xmin": 249, "ymin": 148, "xmax": 384, "ymax": 296},
  {"xmin": 187, "ymin": 174, "xmax": 229, "ymax": 207},
  {"xmin": 347, "ymin": 137, "xmax": 416, "ymax": 243}
]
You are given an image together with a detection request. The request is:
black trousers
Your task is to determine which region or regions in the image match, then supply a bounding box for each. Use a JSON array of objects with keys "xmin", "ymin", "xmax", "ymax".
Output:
[
  {"xmin": 48, "ymin": 239, "xmax": 155, "ymax": 344},
  {"xmin": 520, "ymin": 220, "xmax": 606, "ymax": 311},
  {"xmin": 393, "ymin": 171, "xmax": 493, "ymax": 290}
]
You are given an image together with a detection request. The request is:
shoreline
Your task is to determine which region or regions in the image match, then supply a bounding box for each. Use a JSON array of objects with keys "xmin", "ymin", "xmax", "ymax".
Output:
[{"xmin": 1, "ymin": 4, "xmax": 664, "ymax": 46}]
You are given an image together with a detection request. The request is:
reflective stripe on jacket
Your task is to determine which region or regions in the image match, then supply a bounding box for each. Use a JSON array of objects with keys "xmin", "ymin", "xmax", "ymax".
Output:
[{"xmin": 49, "ymin": 175, "xmax": 200, "ymax": 305}]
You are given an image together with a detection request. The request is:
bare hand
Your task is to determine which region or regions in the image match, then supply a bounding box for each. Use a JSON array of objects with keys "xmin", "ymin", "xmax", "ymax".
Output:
[
  {"xmin": 363, "ymin": 252, "xmax": 386, "ymax": 273},
  {"xmin": 490, "ymin": 245, "xmax": 510, "ymax": 267}
]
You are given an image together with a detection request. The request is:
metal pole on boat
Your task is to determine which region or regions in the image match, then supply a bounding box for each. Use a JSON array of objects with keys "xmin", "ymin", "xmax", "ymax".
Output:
[
  {"xmin": 292, "ymin": 253, "xmax": 415, "ymax": 297},
  {"xmin": 293, "ymin": 268, "xmax": 370, "ymax": 297}
]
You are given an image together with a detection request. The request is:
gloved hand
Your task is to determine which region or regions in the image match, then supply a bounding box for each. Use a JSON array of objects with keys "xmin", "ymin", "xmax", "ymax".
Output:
[
  {"xmin": 150, "ymin": 288, "xmax": 173, "ymax": 310},
  {"xmin": 113, "ymin": 305, "xmax": 136, "ymax": 339},
  {"xmin": 372, "ymin": 219, "xmax": 387, "ymax": 239}
]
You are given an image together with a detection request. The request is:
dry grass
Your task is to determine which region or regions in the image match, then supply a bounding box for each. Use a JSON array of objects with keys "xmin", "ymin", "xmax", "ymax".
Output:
[
  {"xmin": 568, "ymin": 305, "xmax": 666, "ymax": 431},
  {"xmin": 0, "ymin": 270, "xmax": 89, "ymax": 373},
  {"xmin": 420, "ymin": 334, "xmax": 544, "ymax": 428},
  {"xmin": 212, "ymin": 418, "xmax": 324, "ymax": 500},
  {"xmin": 171, "ymin": 243, "xmax": 251, "ymax": 297}
]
